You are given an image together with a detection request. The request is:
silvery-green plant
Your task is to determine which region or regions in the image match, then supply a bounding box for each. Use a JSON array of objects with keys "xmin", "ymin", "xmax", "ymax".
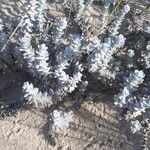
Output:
[
  {"xmin": 87, "ymin": 34, "xmax": 125, "ymax": 80},
  {"xmin": 22, "ymin": 82, "xmax": 53, "ymax": 107},
  {"xmin": 126, "ymin": 49, "xmax": 135, "ymax": 69},
  {"xmin": 141, "ymin": 43, "xmax": 150, "ymax": 69},
  {"xmin": 35, "ymin": 43, "xmax": 52, "ymax": 77},
  {"xmin": 55, "ymin": 63, "xmax": 83, "ymax": 94},
  {"xmin": 75, "ymin": 0, "xmax": 85, "ymax": 21},
  {"xmin": 22, "ymin": 0, "xmax": 38, "ymax": 32},
  {"xmin": 109, "ymin": 4, "xmax": 130, "ymax": 35},
  {"xmin": 37, "ymin": 0, "xmax": 47, "ymax": 32},
  {"xmin": 16, "ymin": 32, "xmax": 35, "ymax": 69},
  {"xmin": 20, "ymin": 0, "xmax": 46, "ymax": 33},
  {"xmin": 54, "ymin": 34, "xmax": 83, "ymax": 94},
  {"xmin": 130, "ymin": 118, "xmax": 150, "ymax": 134},
  {"xmin": 16, "ymin": 32, "xmax": 51, "ymax": 78},
  {"xmin": 56, "ymin": 34, "xmax": 82, "ymax": 65},
  {"xmin": 0, "ymin": 18, "xmax": 4, "ymax": 31},
  {"xmin": 131, "ymin": 120, "xmax": 142, "ymax": 133},
  {"xmin": 52, "ymin": 17, "xmax": 68, "ymax": 44},
  {"xmin": 85, "ymin": 3, "xmax": 130, "ymax": 82},
  {"xmin": 114, "ymin": 70, "xmax": 145, "ymax": 107},
  {"xmin": 101, "ymin": 0, "xmax": 111, "ymax": 27},
  {"xmin": 0, "ymin": 0, "xmax": 149, "ymax": 139},
  {"xmin": 0, "ymin": 18, "xmax": 7, "ymax": 47},
  {"xmin": 128, "ymin": 95, "xmax": 150, "ymax": 119},
  {"xmin": 51, "ymin": 110, "xmax": 74, "ymax": 131}
]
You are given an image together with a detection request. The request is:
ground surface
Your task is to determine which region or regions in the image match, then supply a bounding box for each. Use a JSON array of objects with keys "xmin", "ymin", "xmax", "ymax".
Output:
[
  {"xmin": 0, "ymin": 72, "xmax": 143, "ymax": 150},
  {"xmin": 0, "ymin": 0, "xmax": 150, "ymax": 150},
  {"xmin": 0, "ymin": 99, "xmax": 140, "ymax": 150}
]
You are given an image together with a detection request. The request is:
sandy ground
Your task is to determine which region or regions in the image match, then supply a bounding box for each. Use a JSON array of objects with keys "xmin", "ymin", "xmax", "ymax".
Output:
[
  {"xmin": 0, "ymin": 73, "xmax": 142, "ymax": 150},
  {"xmin": 0, "ymin": 99, "xmax": 140, "ymax": 150}
]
